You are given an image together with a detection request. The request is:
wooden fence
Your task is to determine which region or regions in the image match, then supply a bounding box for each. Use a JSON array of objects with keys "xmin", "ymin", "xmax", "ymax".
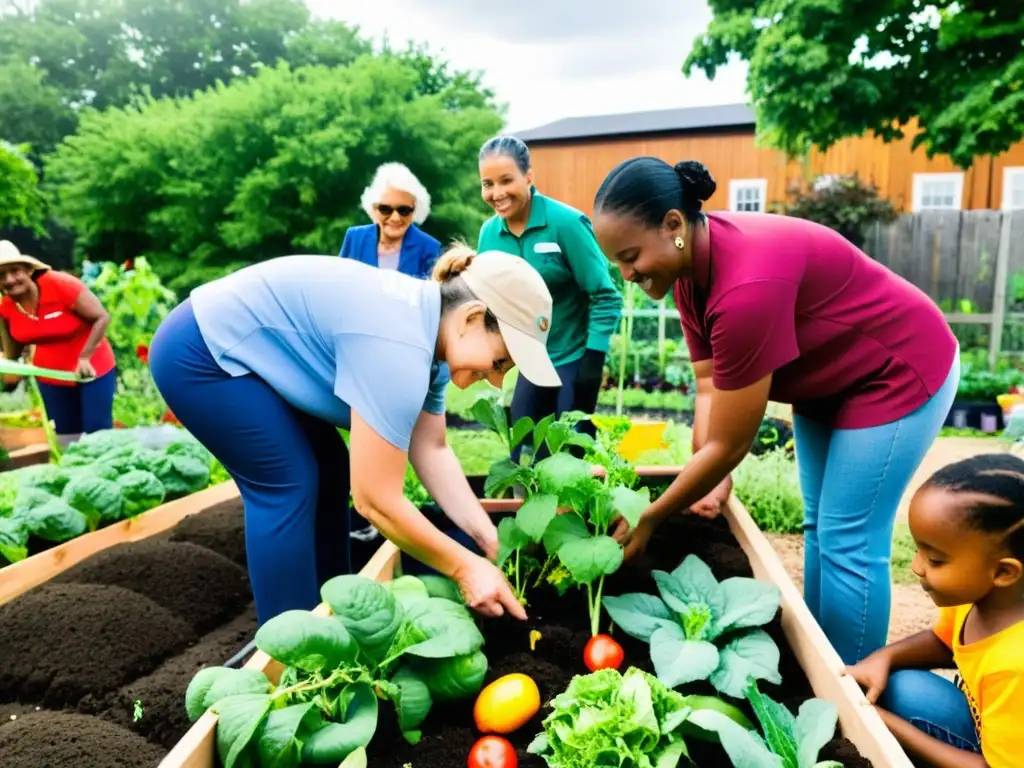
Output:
[{"xmin": 625, "ymin": 210, "xmax": 1024, "ymax": 367}]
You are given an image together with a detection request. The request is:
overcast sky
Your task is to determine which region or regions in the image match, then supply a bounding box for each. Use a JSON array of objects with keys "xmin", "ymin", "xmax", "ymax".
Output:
[{"xmin": 306, "ymin": 0, "xmax": 750, "ymax": 132}]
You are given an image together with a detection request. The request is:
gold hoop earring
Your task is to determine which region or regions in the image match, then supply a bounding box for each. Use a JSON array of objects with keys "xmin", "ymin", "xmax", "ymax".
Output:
[{"xmin": 674, "ymin": 236, "xmax": 685, "ymax": 250}]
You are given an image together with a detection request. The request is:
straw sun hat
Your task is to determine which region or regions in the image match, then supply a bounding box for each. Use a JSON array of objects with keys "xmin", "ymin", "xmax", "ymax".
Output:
[{"xmin": 0, "ymin": 240, "xmax": 50, "ymax": 272}]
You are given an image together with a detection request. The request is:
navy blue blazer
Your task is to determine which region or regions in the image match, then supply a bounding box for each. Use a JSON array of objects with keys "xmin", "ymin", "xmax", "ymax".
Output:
[{"xmin": 338, "ymin": 223, "xmax": 442, "ymax": 279}]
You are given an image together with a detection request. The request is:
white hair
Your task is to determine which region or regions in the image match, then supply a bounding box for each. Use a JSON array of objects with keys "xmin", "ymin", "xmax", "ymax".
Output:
[{"xmin": 360, "ymin": 162, "xmax": 431, "ymax": 225}]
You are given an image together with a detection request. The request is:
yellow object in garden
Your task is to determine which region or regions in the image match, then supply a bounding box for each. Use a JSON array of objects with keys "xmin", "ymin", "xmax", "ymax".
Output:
[
  {"xmin": 997, "ymin": 394, "xmax": 1023, "ymax": 414},
  {"xmin": 616, "ymin": 422, "xmax": 669, "ymax": 462}
]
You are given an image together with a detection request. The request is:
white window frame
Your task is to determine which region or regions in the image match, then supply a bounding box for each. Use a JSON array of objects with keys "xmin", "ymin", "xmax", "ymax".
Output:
[
  {"xmin": 911, "ymin": 172, "xmax": 964, "ymax": 212},
  {"xmin": 1002, "ymin": 167, "xmax": 1024, "ymax": 211},
  {"xmin": 729, "ymin": 178, "xmax": 768, "ymax": 212}
]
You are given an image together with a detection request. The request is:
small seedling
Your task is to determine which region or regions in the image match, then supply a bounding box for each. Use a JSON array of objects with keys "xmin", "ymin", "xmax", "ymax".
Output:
[{"xmin": 133, "ymin": 699, "xmax": 144, "ymax": 722}]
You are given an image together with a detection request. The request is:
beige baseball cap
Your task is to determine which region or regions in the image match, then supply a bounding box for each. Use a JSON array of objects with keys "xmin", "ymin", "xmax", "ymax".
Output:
[
  {"xmin": 0, "ymin": 240, "xmax": 49, "ymax": 272},
  {"xmin": 459, "ymin": 251, "xmax": 561, "ymax": 388}
]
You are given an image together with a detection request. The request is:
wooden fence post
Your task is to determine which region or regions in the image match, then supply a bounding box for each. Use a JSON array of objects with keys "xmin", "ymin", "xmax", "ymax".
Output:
[{"xmin": 989, "ymin": 213, "xmax": 1013, "ymax": 368}]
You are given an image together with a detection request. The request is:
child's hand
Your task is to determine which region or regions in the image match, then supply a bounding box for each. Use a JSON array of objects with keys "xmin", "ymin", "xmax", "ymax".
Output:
[{"xmin": 845, "ymin": 651, "xmax": 891, "ymax": 704}]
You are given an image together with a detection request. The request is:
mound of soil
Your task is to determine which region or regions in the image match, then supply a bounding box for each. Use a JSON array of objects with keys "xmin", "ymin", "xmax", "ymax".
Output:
[
  {"xmin": 167, "ymin": 498, "xmax": 247, "ymax": 567},
  {"xmin": 53, "ymin": 538, "xmax": 250, "ymax": 633},
  {"xmin": 107, "ymin": 604, "xmax": 259, "ymax": 750},
  {"xmin": 0, "ymin": 583, "xmax": 195, "ymax": 709},
  {"xmin": 368, "ymin": 512, "xmax": 873, "ymax": 768},
  {"xmin": 0, "ymin": 711, "xmax": 165, "ymax": 768}
]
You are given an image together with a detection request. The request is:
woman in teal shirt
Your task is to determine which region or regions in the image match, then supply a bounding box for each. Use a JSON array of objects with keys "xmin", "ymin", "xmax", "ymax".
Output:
[{"xmin": 477, "ymin": 136, "xmax": 622, "ymax": 457}]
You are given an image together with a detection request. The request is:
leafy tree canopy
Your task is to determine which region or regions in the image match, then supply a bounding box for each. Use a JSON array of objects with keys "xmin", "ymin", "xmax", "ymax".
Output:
[{"xmin": 0, "ymin": 141, "xmax": 46, "ymax": 235}]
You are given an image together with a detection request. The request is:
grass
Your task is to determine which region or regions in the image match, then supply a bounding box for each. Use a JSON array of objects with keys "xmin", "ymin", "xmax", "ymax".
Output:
[{"xmin": 890, "ymin": 522, "xmax": 919, "ymax": 586}]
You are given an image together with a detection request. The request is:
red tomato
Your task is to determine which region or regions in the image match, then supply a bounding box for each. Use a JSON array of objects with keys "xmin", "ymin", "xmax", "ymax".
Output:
[
  {"xmin": 468, "ymin": 735, "xmax": 517, "ymax": 768},
  {"xmin": 584, "ymin": 634, "xmax": 624, "ymax": 671}
]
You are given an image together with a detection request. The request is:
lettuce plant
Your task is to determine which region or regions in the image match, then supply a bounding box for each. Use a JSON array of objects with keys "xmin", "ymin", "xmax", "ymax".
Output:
[
  {"xmin": 527, "ymin": 666, "xmax": 753, "ymax": 768},
  {"xmin": 185, "ymin": 574, "xmax": 488, "ymax": 767},
  {"xmin": 688, "ymin": 680, "xmax": 844, "ymax": 768},
  {"xmin": 603, "ymin": 554, "xmax": 782, "ymax": 698}
]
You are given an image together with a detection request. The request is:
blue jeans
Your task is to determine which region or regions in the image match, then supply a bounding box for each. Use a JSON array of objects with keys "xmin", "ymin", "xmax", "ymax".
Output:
[
  {"xmin": 37, "ymin": 368, "xmax": 116, "ymax": 435},
  {"xmin": 794, "ymin": 357, "xmax": 959, "ymax": 664},
  {"xmin": 149, "ymin": 299, "xmax": 352, "ymax": 626},
  {"xmin": 881, "ymin": 670, "xmax": 980, "ymax": 754}
]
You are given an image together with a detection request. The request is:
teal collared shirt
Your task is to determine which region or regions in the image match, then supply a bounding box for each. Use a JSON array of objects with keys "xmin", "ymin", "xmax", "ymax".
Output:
[{"xmin": 477, "ymin": 189, "xmax": 622, "ymax": 368}]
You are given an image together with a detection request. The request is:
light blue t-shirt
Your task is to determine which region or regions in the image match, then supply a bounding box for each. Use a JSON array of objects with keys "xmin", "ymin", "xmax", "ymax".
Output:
[{"xmin": 190, "ymin": 255, "xmax": 449, "ymax": 451}]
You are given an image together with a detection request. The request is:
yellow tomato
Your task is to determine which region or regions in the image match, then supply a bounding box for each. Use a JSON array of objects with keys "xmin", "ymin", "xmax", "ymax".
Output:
[{"xmin": 473, "ymin": 673, "xmax": 541, "ymax": 734}]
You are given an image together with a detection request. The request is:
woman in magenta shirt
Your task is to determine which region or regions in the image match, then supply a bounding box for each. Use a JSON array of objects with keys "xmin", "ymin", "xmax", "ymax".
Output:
[{"xmin": 590, "ymin": 157, "xmax": 959, "ymax": 665}]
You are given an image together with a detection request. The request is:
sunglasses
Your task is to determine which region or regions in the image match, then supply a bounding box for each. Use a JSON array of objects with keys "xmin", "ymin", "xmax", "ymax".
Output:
[{"xmin": 376, "ymin": 204, "xmax": 414, "ymax": 218}]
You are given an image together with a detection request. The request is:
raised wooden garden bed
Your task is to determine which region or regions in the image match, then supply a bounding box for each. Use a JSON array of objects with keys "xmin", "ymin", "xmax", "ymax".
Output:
[
  {"xmin": 0, "ymin": 425, "xmax": 47, "ymax": 451},
  {"xmin": 2, "ymin": 442, "xmax": 50, "ymax": 471},
  {"xmin": 164, "ymin": 488, "xmax": 912, "ymax": 768}
]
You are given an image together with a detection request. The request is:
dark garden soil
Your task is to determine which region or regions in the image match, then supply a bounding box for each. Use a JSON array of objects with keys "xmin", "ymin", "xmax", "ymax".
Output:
[
  {"xmin": 367, "ymin": 511, "xmax": 874, "ymax": 768},
  {"xmin": 0, "ymin": 497, "xmax": 260, "ymax": 768}
]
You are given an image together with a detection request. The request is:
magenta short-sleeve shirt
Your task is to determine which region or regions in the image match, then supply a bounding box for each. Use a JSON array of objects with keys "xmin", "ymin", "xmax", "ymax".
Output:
[{"xmin": 675, "ymin": 212, "xmax": 957, "ymax": 429}]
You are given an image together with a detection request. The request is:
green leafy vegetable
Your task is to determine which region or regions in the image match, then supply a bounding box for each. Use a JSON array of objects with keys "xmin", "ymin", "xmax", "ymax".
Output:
[{"xmin": 603, "ymin": 554, "xmax": 782, "ymax": 697}]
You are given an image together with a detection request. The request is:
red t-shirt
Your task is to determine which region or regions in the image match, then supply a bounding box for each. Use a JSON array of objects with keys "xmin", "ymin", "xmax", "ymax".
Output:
[
  {"xmin": 0, "ymin": 271, "xmax": 116, "ymax": 387},
  {"xmin": 675, "ymin": 212, "xmax": 957, "ymax": 429}
]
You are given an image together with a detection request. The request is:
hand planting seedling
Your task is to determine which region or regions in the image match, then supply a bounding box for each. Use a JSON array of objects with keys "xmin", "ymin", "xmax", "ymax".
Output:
[
  {"xmin": 602, "ymin": 553, "xmax": 783, "ymax": 697},
  {"xmin": 527, "ymin": 666, "xmax": 753, "ymax": 768},
  {"xmin": 184, "ymin": 573, "xmax": 489, "ymax": 767},
  {"xmin": 687, "ymin": 679, "xmax": 844, "ymax": 768}
]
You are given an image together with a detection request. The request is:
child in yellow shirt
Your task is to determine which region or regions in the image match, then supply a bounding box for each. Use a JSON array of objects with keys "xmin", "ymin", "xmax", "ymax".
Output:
[{"xmin": 847, "ymin": 454, "xmax": 1024, "ymax": 768}]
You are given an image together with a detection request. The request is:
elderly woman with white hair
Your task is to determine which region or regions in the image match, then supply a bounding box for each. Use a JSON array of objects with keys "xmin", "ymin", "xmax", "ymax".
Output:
[{"xmin": 339, "ymin": 162, "xmax": 441, "ymax": 279}]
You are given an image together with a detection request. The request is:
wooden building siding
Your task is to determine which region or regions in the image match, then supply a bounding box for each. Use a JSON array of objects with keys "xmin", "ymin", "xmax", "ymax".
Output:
[{"xmin": 525, "ymin": 128, "xmax": 1024, "ymax": 216}]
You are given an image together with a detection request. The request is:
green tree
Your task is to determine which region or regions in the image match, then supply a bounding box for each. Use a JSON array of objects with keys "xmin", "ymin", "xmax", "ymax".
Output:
[
  {"xmin": 0, "ymin": 141, "xmax": 46, "ymax": 235},
  {"xmin": 46, "ymin": 56, "xmax": 503, "ymax": 292},
  {"xmin": 685, "ymin": 1, "xmax": 1024, "ymax": 168}
]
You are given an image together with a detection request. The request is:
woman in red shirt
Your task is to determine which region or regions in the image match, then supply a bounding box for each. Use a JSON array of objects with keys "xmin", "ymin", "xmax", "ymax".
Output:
[
  {"xmin": 0, "ymin": 241, "xmax": 116, "ymax": 438},
  {"xmin": 590, "ymin": 158, "xmax": 959, "ymax": 666}
]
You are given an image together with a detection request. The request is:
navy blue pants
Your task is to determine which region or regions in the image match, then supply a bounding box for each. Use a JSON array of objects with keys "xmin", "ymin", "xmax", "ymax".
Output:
[
  {"xmin": 37, "ymin": 368, "xmax": 116, "ymax": 435},
  {"xmin": 149, "ymin": 299, "xmax": 352, "ymax": 625},
  {"xmin": 510, "ymin": 357, "xmax": 598, "ymax": 463}
]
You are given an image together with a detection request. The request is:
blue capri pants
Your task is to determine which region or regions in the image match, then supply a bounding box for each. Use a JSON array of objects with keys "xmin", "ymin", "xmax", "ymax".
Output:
[{"xmin": 149, "ymin": 298, "xmax": 352, "ymax": 625}]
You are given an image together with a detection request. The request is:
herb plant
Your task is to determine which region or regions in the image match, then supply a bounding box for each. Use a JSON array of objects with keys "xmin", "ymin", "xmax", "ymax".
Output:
[
  {"xmin": 603, "ymin": 554, "xmax": 782, "ymax": 697},
  {"xmin": 185, "ymin": 574, "xmax": 489, "ymax": 767},
  {"xmin": 688, "ymin": 680, "xmax": 844, "ymax": 768},
  {"xmin": 527, "ymin": 666, "xmax": 753, "ymax": 768}
]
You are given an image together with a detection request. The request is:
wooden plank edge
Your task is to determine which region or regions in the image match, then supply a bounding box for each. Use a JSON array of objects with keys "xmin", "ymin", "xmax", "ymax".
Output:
[
  {"xmin": 0, "ymin": 480, "xmax": 241, "ymax": 606},
  {"xmin": 159, "ymin": 524, "xmax": 402, "ymax": 768},
  {"xmin": 725, "ymin": 495, "xmax": 913, "ymax": 768},
  {"xmin": 2, "ymin": 442, "xmax": 50, "ymax": 470}
]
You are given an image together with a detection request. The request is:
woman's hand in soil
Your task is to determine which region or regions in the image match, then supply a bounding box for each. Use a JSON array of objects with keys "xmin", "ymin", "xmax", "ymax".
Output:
[
  {"xmin": 845, "ymin": 650, "xmax": 892, "ymax": 703},
  {"xmin": 612, "ymin": 514, "xmax": 655, "ymax": 561},
  {"xmin": 454, "ymin": 554, "xmax": 528, "ymax": 620},
  {"xmin": 691, "ymin": 475, "xmax": 732, "ymax": 518}
]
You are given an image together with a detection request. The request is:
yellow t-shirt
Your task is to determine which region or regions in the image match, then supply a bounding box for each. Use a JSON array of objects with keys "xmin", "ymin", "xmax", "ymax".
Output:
[{"xmin": 933, "ymin": 604, "xmax": 1024, "ymax": 767}]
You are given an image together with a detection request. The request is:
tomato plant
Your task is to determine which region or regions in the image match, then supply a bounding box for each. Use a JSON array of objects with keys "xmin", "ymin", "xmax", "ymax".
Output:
[
  {"xmin": 583, "ymin": 634, "xmax": 624, "ymax": 672},
  {"xmin": 473, "ymin": 673, "xmax": 540, "ymax": 734},
  {"xmin": 468, "ymin": 735, "xmax": 517, "ymax": 768}
]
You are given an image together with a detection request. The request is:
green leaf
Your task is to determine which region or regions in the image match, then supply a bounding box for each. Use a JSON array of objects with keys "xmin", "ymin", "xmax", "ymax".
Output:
[
  {"xmin": 714, "ymin": 577, "xmax": 781, "ymax": 638},
  {"xmin": 115, "ymin": 469, "xmax": 165, "ymax": 516},
  {"xmin": 254, "ymin": 610, "xmax": 357, "ymax": 673},
  {"xmin": 687, "ymin": 709, "xmax": 782, "ymax": 768},
  {"xmin": 602, "ymin": 593, "xmax": 674, "ymax": 641},
  {"xmin": 484, "ymin": 458, "xmax": 533, "ymax": 498},
  {"xmin": 532, "ymin": 413, "xmax": 555, "ymax": 456},
  {"xmin": 653, "ymin": 557, "xmax": 724, "ymax": 619},
  {"xmin": 496, "ymin": 516, "xmax": 531, "ymax": 568},
  {"xmin": 650, "ymin": 623, "xmax": 720, "ymax": 689},
  {"xmin": 320, "ymin": 575, "xmax": 404, "ymax": 663},
  {"xmin": 338, "ymin": 746, "xmax": 368, "ymax": 768},
  {"xmin": 0, "ymin": 517, "xmax": 28, "ymax": 564},
  {"xmin": 541, "ymin": 512, "xmax": 589, "ymax": 554},
  {"xmin": 212, "ymin": 693, "xmax": 272, "ymax": 768},
  {"xmin": 417, "ymin": 575, "xmax": 464, "ymax": 603},
  {"xmin": 391, "ymin": 665, "xmax": 433, "ymax": 731},
  {"xmin": 747, "ymin": 682, "xmax": 797, "ymax": 767},
  {"xmin": 527, "ymin": 733, "xmax": 550, "ymax": 755},
  {"xmin": 510, "ymin": 415, "xmax": 535, "ymax": 451},
  {"xmin": 400, "ymin": 600, "xmax": 484, "ymax": 659},
  {"xmin": 256, "ymin": 702, "xmax": 320, "ymax": 768},
  {"xmin": 417, "ymin": 649, "xmax": 488, "ymax": 701},
  {"xmin": 387, "ymin": 576, "xmax": 431, "ymax": 611},
  {"xmin": 24, "ymin": 496, "xmax": 88, "ymax": 542},
  {"xmin": 794, "ymin": 698, "xmax": 839, "ymax": 768},
  {"xmin": 609, "ymin": 485, "xmax": 650, "ymax": 530},
  {"xmin": 557, "ymin": 534, "xmax": 623, "ymax": 584},
  {"xmin": 62, "ymin": 474, "xmax": 125, "ymax": 524},
  {"xmin": 535, "ymin": 453, "xmax": 593, "ymax": 496},
  {"xmin": 185, "ymin": 666, "xmax": 234, "ymax": 722},
  {"xmin": 471, "ymin": 395, "xmax": 510, "ymax": 447},
  {"xmin": 203, "ymin": 669, "xmax": 273, "ymax": 712},
  {"xmin": 515, "ymin": 493, "xmax": 558, "ymax": 542},
  {"xmin": 709, "ymin": 631, "xmax": 782, "ymax": 699},
  {"xmin": 300, "ymin": 683, "xmax": 378, "ymax": 764},
  {"xmin": 652, "ymin": 739, "xmax": 689, "ymax": 768}
]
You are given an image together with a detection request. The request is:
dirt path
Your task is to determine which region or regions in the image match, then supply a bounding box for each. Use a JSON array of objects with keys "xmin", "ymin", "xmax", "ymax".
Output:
[
  {"xmin": 895, "ymin": 436, "xmax": 1004, "ymax": 521},
  {"xmin": 767, "ymin": 533, "xmax": 937, "ymax": 644}
]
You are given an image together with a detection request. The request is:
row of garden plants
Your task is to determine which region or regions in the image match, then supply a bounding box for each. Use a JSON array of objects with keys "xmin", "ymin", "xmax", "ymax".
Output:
[
  {"xmin": 0, "ymin": 426, "xmax": 229, "ymax": 566},
  {"xmin": 185, "ymin": 402, "xmax": 857, "ymax": 767}
]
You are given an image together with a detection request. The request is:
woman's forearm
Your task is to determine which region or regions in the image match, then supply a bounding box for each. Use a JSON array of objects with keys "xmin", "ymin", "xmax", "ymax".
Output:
[
  {"xmin": 411, "ymin": 443, "xmax": 494, "ymax": 546},
  {"xmin": 645, "ymin": 440, "xmax": 746, "ymax": 525},
  {"xmin": 882, "ymin": 629, "xmax": 954, "ymax": 670},
  {"xmin": 79, "ymin": 315, "xmax": 110, "ymax": 359}
]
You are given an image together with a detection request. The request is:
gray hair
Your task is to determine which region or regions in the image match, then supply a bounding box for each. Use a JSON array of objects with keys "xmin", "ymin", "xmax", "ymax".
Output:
[{"xmin": 360, "ymin": 162, "xmax": 431, "ymax": 225}]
